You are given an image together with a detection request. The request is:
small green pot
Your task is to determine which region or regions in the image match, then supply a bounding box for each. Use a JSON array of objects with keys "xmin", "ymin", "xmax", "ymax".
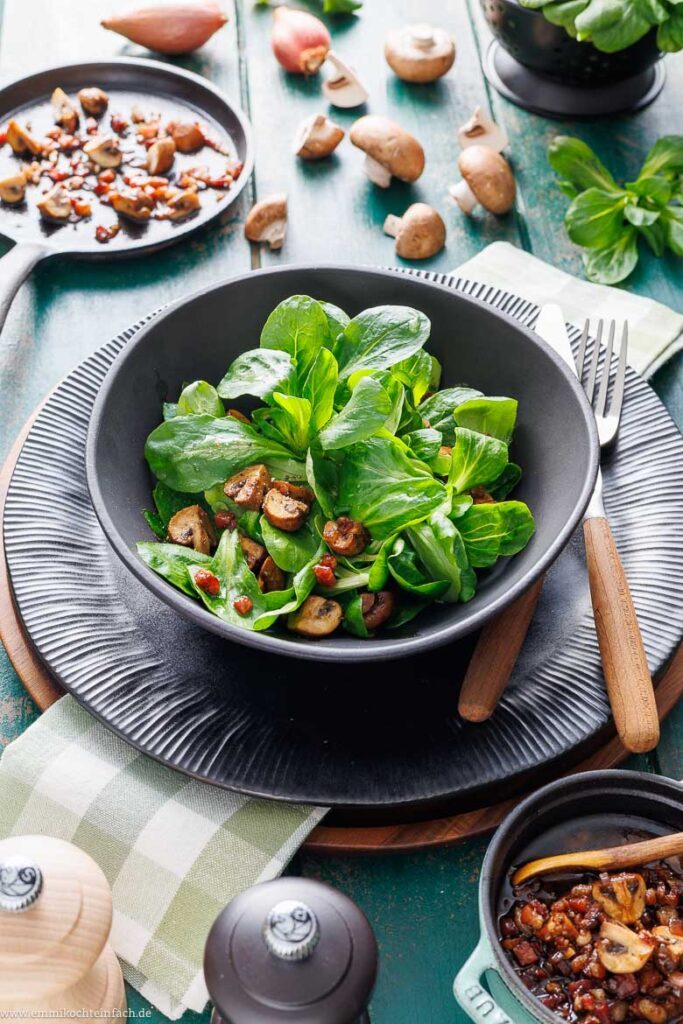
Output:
[{"xmin": 453, "ymin": 770, "xmax": 683, "ymax": 1024}]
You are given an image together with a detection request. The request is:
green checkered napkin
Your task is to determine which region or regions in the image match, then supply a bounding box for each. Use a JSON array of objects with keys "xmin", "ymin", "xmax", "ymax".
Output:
[
  {"xmin": 457, "ymin": 242, "xmax": 683, "ymax": 378},
  {"xmin": 0, "ymin": 697, "xmax": 327, "ymax": 1019}
]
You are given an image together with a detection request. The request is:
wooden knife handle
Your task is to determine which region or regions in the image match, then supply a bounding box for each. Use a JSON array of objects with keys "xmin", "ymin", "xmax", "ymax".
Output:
[
  {"xmin": 583, "ymin": 516, "xmax": 659, "ymax": 754},
  {"xmin": 458, "ymin": 577, "xmax": 545, "ymax": 722}
]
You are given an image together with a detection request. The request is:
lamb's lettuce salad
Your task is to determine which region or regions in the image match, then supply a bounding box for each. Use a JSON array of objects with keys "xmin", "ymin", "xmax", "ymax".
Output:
[{"xmin": 138, "ymin": 295, "xmax": 535, "ymax": 640}]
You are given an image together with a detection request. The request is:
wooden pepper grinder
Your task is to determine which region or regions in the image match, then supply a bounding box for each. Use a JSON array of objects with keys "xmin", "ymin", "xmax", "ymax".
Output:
[
  {"xmin": 0, "ymin": 834, "xmax": 126, "ymax": 1024},
  {"xmin": 204, "ymin": 877, "xmax": 378, "ymax": 1024}
]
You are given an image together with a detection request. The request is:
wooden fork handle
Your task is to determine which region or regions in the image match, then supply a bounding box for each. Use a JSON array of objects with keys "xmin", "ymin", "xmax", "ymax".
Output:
[
  {"xmin": 458, "ymin": 577, "xmax": 545, "ymax": 722},
  {"xmin": 583, "ymin": 516, "xmax": 659, "ymax": 754}
]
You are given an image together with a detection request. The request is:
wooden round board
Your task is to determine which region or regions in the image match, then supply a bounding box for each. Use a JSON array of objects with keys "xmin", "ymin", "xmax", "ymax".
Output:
[{"xmin": 2, "ymin": 402, "xmax": 682, "ymax": 854}]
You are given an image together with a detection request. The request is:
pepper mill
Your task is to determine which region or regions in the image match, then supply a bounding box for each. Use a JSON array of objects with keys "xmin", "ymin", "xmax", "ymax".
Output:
[
  {"xmin": 0, "ymin": 834, "xmax": 126, "ymax": 1024},
  {"xmin": 204, "ymin": 877, "xmax": 378, "ymax": 1024}
]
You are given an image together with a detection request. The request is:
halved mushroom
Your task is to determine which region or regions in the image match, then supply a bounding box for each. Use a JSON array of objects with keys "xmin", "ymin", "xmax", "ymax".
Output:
[
  {"xmin": 449, "ymin": 145, "xmax": 515, "ymax": 216},
  {"xmin": 361, "ymin": 591, "xmax": 395, "ymax": 630},
  {"xmin": 78, "ymin": 87, "xmax": 109, "ymax": 116},
  {"xmin": 383, "ymin": 203, "xmax": 446, "ymax": 259},
  {"xmin": 596, "ymin": 921, "xmax": 655, "ymax": 974},
  {"xmin": 271, "ymin": 479, "xmax": 315, "ymax": 504},
  {"xmin": 323, "ymin": 516, "xmax": 369, "ymax": 557},
  {"xmin": 51, "ymin": 87, "xmax": 79, "ymax": 133},
  {"xmin": 6, "ymin": 119, "xmax": 43, "ymax": 156},
  {"xmin": 653, "ymin": 925, "xmax": 683, "ymax": 968},
  {"xmin": 224, "ymin": 464, "xmax": 271, "ymax": 511},
  {"xmin": 166, "ymin": 188, "xmax": 201, "ymax": 221},
  {"xmin": 592, "ymin": 873, "xmax": 646, "ymax": 925},
  {"xmin": 384, "ymin": 24, "xmax": 455, "ymax": 83},
  {"xmin": 258, "ymin": 555, "xmax": 286, "ymax": 593},
  {"xmin": 167, "ymin": 505, "xmax": 216, "ymax": 555},
  {"xmin": 322, "ymin": 52, "xmax": 369, "ymax": 109},
  {"xmin": 110, "ymin": 188, "xmax": 154, "ymax": 222},
  {"xmin": 167, "ymin": 120, "xmax": 205, "ymax": 153},
  {"xmin": 294, "ymin": 113, "xmax": 344, "ymax": 160},
  {"xmin": 37, "ymin": 184, "xmax": 71, "ymax": 222},
  {"xmin": 147, "ymin": 137, "xmax": 176, "ymax": 175},
  {"xmin": 83, "ymin": 135, "xmax": 122, "ymax": 168},
  {"xmin": 239, "ymin": 534, "xmax": 267, "ymax": 573},
  {"xmin": 288, "ymin": 595, "xmax": 343, "ymax": 638},
  {"xmin": 0, "ymin": 170, "xmax": 26, "ymax": 205},
  {"xmin": 458, "ymin": 106, "xmax": 508, "ymax": 154},
  {"xmin": 262, "ymin": 488, "xmax": 309, "ymax": 532},
  {"xmin": 244, "ymin": 193, "xmax": 287, "ymax": 251},
  {"xmin": 350, "ymin": 115, "xmax": 424, "ymax": 187}
]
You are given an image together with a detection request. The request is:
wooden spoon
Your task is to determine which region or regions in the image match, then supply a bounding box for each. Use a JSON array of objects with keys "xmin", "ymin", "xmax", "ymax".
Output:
[{"xmin": 512, "ymin": 831, "xmax": 683, "ymax": 886}]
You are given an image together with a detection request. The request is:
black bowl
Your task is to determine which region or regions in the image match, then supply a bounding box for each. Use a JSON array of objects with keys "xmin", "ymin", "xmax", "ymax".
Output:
[
  {"xmin": 481, "ymin": 0, "xmax": 662, "ymax": 85},
  {"xmin": 86, "ymin": 265, "xmax": 599, "ymax": 662}
]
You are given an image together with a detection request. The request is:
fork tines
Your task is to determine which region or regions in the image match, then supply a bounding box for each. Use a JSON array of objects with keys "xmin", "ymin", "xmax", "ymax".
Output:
[{"xmin": 575, "ymin": 319, "xmax": 628, "ymax": 425}]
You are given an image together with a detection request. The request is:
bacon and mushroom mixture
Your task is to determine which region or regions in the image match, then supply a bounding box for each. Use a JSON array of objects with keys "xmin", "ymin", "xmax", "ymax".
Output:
[
  {"xmin": 0, "ymin": 86, "xmax": 241, "ymax": 240},
  {"xmin": 499, "ymin": 862, "xmax": 683, "ymax": 1023}
]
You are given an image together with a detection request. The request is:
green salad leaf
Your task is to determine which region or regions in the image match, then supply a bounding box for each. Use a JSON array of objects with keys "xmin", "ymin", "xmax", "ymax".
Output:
[
  {"xmin": 453, "ymin": 396, "xmax": 518, "ymax": 443},
  {"xmin": 217, "ymin": 349, "xmax": 295, "ymax": 401},
  {"xmin": 407, "ymin": 513, "xmax": 476, "ymax": 603},
  {"xmin": 188, "ymin": 529, "xmax": 275, "ymax": 630},
  {"xmin": 137, "ymin": 542, "xmax": 212, "ymax": 596},
  {"xmin": 337, "ymin": 305, "xmax": 431, "ymax": 379},
  {"xmin": 448, "ymin": 429, "xmax": 509, "ymax": 495},
  {"xmin": 319, "ymin": 376, "xmax": 392, "ymax": 450},
  {"xmin": 520, "ymin": 0, "xmax": 683, "ymax": 52},
  {"xmin": 458, "ymin": 502, "xmax": 536, "ymax": 568}
]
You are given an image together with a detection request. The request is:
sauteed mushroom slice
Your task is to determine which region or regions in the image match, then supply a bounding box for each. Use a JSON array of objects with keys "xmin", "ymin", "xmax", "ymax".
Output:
[
  {"xmin": 470, "ymin": 485, "xmax": 494, "ymax": 505},
  {"xmin": 78, "ymin": 87, "xmax": 109, "ymax": 117},
  {"xmin": 592, "ymin": 873, "xmax": 646, "ymax": 925},
  {"xmin": 288, "ymin": 595, "xmax": 343, "ymax": 638},
  {"xmin": 653, "ymin": 926, "xmax": 683, "ymax": 970},
  {"xmin": 597, "ymin": 921, "xmax": 655, "ymax": 974},
  {"xmin": 166, "ymin": 120, "xmax": 205, "ymax": 153},
  {"xmin": 147, "ymin": 137, "xmax": 176, "ymax": 175},
  {"xmin": 51, "ymin": 87, "xmax": 79, "ymax": 133},
  {"xmin": 110, "ymin": 188, "xmax": 154, "ymax": 222},
  {"xmin": 167, "ymin": 505, "xmax": 217, "ymax": 555},
  {"xmin": 323, "ymin": 516, "xmax": 369, "ymax": 556},
  {"xmin": 239, "ymin": 534, "xmax": 267, "ymax": 573},
  {"xmin": 0, "ymin": 170, "xmax": 26, "ymax": 205},
  {"xmin": 166, "ymin": 188, "xmax": 201, "ymax": 221},
  {"xmin": 262, "ymin": 488, "xmax": 310, "ymax": 532},
  {"xmin": 37, "ymin": 183, "xmax": 71, "ymax": 222},
  {"xmin": 83, "ymin": 134, "xmax": 122, "ymax": 168},
  {"xmin": 224, "ymin": 464, "xmax": 271, "ymax": 511},
  {"xmin": 258, "ymin": 555, "xmax": 286, "ymax": 593},
  {"xmin": 272, "ymin": 479, "xmax": 315, "ymax": 504},
  {"xmin": 361, "ymin": 591, "xmax": 395, "ymax": 630},
  {"xmin": 6, "ymin": 119, "xmax": 43, "ymax": 156}
]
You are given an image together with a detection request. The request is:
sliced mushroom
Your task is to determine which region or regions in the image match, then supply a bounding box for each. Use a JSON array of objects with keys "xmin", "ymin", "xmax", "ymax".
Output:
[
  {"xmin": 384, "ymin": 24, "xmax": 455, "ymax": 83},
  {"xmin": 167, "ymin": 505, "xmax": 217, "ymax": 555},
  {"xmin": 361, "ymin": 591, "xmax": 395, "ymax": 630},
  {"xmin": 322, "ymin": 52, "xmax": 369, "ymax": 109},
  {"xmin": 37, "ymin": 184, "xmax": 71, "ymax": 222},
  {"xmin": 596, "ymin": 921, "xmax": 655, "ymax": 974},
  {"xmin": 166, "ymin": 120, "xmax": 205, "ymax": 153},
  {"xmin": 350, "ymin": 115, "xmax": 424, "ymax": 188},
  {"xmin": 6, "ymin": 119, "xmax": 43, "ymax": 156},
  {"xmin": 458, "ymin": 106, "xmax": 508, "ymax": 154},
  {"xmin": 166, "ymin": 188, "xmax": 201, "ymax": 221},
  {"xmin": 147, "ymin": 137, "xmax": 176, "ymax": 175},
  {"xmin": 294, "ymin": 113, "xmax": 344, "ymax": 160},
  {"xmin": 653, "ymin": 925, "xmax": 683, "ymax": 966},
  {"xmin": 449, "ymin": 146, "xmax": 515, "ymax": 216},
  {"xmin": 0, "ymin": 170, "xmax": 26, "ymax": 205},
  {"xmin": 110, "ymin": 188, "xmax": 154, "ymax": 222},
  {"xmin": 51, "ymin": 87, "xmax": 79, "ymax": 133},
  {"xmin": 78, "ymin": 87, "xmax": 109, "ymax": 117},
  {"xmin": 224, "ymin": 464, "xmax": 271, "ymax": 511},
  {"xmin": 271, "ymin": 479, "xmax": 315, "ymax": 504},
  {"xmin": 239, "ymin": 534, "xmax": 267, "ymax": 573},
  {"xmin": 228, "ymin": 408, "xmax": 250, "ymax": 424},
  {"xmin": 470, "ymin": 485, "xmax": 494, "ymax": 504},
  {"xmin": 83, "ymin": 135, "xmax": 122, "ymax": 168},
  {"xmin": 244, "ymin": 193, "xmax": 287, "ymax": 251},
  {"xmin": 383, "ymin": 203, "xmax": 446, "ymax": 259},
  {"xmin": 323, "ymin": 516, "xmax": 369, "ymax": 556},
  {"xmin": 592, "ymin": 873, "xmax": 646, "ymax": 925},
  {"xmin": 262, "ymin": 488, "xmax": 310, "ymax": 532},
  {"xmin": 288, "ymin": 595, "xmax": 343, "ymax": 638},
  {"xmin": 258, "ymin": 555, "xmax": 286, "ymax": 593}
]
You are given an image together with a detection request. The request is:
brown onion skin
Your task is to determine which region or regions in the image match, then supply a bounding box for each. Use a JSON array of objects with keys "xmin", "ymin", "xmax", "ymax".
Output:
[{"xmin": 271, "ymin": 6, "xmax": 331, "ymax": 75}]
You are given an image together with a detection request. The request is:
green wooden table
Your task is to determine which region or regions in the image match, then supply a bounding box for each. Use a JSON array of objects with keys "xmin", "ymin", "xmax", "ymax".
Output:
[{"xmin": 0, "ymin": 1, "xmax": 681, "ymax": 1021}]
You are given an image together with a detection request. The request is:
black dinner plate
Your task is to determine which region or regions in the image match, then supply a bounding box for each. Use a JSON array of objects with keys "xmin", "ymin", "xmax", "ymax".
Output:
[{"xmin": 4, "ymin": 274, "xmax": 683, "ymax": 823}]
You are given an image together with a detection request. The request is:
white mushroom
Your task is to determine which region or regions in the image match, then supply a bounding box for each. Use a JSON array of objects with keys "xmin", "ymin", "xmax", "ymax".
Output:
[
  {"xmin": 322, "ymin": 51, "xmax": 369, "ymax": 109},
  {"xmin": 146, "ymin": 137, "xmax": 176, "ymax": 175},
  {"xmin": 0, "ymin": 170, "xmax": 26, "ymax": 205},
  {"xmin": 51, "ymin": 87, "xmax": 79, "ymax": 133},
  {"xmin": 596, "ymin": 921, "xmax": 655, "ymax": 974},
  {"xmin": 110, "ymin": 188, "xmax": 154, "ymax": 222},
  {"xmin": 244, "ymin": 193, "xmax": 287, "ymax": 250},
  {"xmin": 288, "ymin": 595, "xmax": 343, "ymax": 638},
  {"xmin": 449, "ymin": 145, "xmax": 515, "ymax": 216},
  {"xmin": 294, "ymin": 113, "xmax": 344, "ymax": 160},
  {"xmin": 350, "ymin": 115, "xmax": 425, "ymax": 188},
  {"xmin": 384, "ymin": 24, "xmax": 455, "ymax": 83},
  {"xmin": 383, "ymin": 203, "xmax": 446, "ymax": 259},
  {"xmin": 458, "ymin": 106, "xmax": 509, "ymax": 153},
  {"xmin": 78, "ymin": 87, "xmax": 109, "ymax": 117},
  {"xmin": 37, "ymin": 184, "xmax": 71, "ymax": 222},
  {"xmin": 6, "ymin": 119, "xmax": 43, "ymax": 156},
  {"xmin": 83, "ymin": 135, "xmax": 122, "ymax": 169},
  {"xmin": 166, "ymin": 188, "xmax": 201, "ymax": 221},
  {"xmin": 592, "ymin": 874, "xmax": 646, "ymax": 926}
]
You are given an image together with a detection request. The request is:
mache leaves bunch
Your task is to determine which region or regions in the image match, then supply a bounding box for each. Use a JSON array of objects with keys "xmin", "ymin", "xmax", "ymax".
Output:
[{"xmin": 519, "ymin": 0, "xmax": 683, "ymax": 53}]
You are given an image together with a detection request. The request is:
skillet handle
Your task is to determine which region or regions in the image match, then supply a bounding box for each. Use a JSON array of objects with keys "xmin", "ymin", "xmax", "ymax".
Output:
[{"xmin": 0, "ymin": 242, "xmax": 49, "ymax": 335}]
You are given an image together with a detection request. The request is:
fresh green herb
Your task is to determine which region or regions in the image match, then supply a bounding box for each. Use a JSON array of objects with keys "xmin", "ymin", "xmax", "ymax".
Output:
[
  {"xmin": 256, "ymin": 0, "xmax": 361, "ymax": 13},
  {"xmin": 520, "ymin": 0, "xmax": 683, "ymax": 53}
]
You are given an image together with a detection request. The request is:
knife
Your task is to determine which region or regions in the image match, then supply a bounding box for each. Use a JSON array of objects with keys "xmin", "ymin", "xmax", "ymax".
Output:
[{"xmin": 458, "ymin": 304, "xmax": 574, "ymax": 723}]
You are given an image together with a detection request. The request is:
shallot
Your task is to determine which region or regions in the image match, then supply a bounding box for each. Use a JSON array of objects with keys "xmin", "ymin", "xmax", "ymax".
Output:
[
  {"xmin": 271, "ymin": 6, "xmax": 331, "ymax": 75},
  {"xmin": 101, "ymin": 2, "xmax": 228, "ymax": 55}
]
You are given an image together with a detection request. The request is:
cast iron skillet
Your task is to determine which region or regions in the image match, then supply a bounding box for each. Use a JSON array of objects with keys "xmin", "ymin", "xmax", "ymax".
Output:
[
  {"xmin": 86, "ymin": 264, "xmax": 599, "ymax": 662},
  {"xmin": 0, "ymin": 58, "xmax": 253, "ymax": 336}
]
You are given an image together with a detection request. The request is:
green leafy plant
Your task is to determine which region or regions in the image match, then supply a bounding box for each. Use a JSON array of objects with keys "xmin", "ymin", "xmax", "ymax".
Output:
[
  {"xmin": 256, "ymin": 0, "xmax": 361, "ymax": 13},
  {"xmin": 139, "ymin": 295, "xmax": 535, "ymax": 638},
  {"xmin": 520, "ymin": 0, "xmax": 683, "ymax": 52},
  {"xmin": 549, "ymin": 135, "xmax": 683, "ymax": 284}
]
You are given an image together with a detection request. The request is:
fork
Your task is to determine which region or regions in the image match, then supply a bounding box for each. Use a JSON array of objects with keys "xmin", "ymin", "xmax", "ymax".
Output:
[{"xmin": 579, "ymin": 319, "xmax": 660, "ymax": 753}]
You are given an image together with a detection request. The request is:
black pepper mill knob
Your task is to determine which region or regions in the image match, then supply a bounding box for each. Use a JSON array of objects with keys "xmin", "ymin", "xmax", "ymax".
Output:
[{"xmin": 204, "ymin": 877, "xmax": 378, "ymax": 1024}]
